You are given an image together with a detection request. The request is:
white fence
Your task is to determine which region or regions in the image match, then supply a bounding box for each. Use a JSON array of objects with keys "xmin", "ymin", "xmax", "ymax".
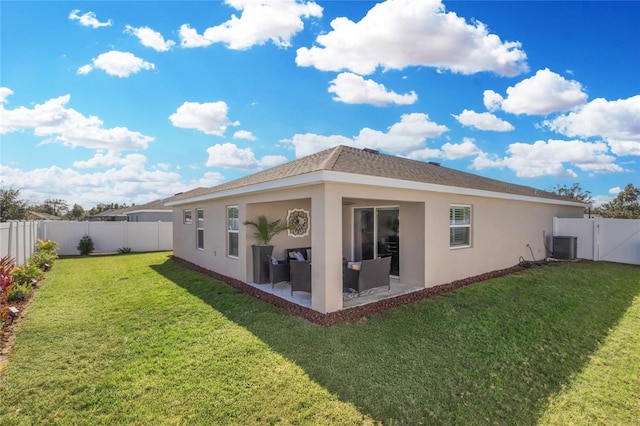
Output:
[
  {"xmin": 553, "ymin": 217, "xmax": 640, "ymax": 265},
  {"xmin": 0, "ymin": 221, "xmax": 40, "ymax": 265},
  {"xmin": 1, "ymin": 221, "xmax": 173, "ymax": 260}
]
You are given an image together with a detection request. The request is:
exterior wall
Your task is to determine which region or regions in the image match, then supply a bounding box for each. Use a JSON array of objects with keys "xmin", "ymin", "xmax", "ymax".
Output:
[
  {"xmin": 422, "ymin": 193, "xmax": 582, "ymax": 287},
  {"xmin": 333, "ymin": 182, "xmax": 582, "ymax": 290},
  {"xmin": 172, "ymin": 186, "xmax": 318, "ymax": 285},
  {"xmin": 171, "ymin": 180, "xmax": 584, "ymax": 313}
]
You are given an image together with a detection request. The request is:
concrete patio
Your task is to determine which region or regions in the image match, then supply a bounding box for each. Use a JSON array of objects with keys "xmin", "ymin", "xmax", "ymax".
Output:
[{"xmin": 246, "ymin": 277, "xmax": 424, "ymax": 310}]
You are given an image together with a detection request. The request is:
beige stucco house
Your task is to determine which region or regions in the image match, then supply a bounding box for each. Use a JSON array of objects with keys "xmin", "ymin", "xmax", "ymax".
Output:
[{"xmin": 166, "ymin": 145, "xmax": 585, "ymax": 314}]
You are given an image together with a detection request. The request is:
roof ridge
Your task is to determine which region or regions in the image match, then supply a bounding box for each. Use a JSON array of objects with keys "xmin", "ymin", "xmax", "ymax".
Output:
[{"xmin": 318, "ymin": 145, "xmax": 344, "ymax": 170}]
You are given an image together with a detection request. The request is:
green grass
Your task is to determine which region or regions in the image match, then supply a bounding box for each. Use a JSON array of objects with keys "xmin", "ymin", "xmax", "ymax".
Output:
[{"xmin": 0, "ymin": 253, "xmax": 638, "ymax": 425}]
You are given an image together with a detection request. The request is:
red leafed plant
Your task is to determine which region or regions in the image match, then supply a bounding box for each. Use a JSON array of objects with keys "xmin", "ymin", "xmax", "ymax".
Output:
[{"xmin": 1, "ymin": 255, "xmax": 16, "ymax": 301}]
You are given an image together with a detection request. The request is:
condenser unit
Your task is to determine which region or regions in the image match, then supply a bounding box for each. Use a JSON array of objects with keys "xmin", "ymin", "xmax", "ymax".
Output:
[{"xmin": 553, "ymin": 236, "xmax": 577, "ymax": 260}]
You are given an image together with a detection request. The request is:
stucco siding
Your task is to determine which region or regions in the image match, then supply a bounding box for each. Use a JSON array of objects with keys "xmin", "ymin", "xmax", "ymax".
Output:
[{"xmin": 170, "ymin": 179, "xmax": 584, "ymax": 313}]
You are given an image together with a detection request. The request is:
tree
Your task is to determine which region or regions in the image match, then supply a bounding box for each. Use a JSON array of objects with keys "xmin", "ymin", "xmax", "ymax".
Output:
[
  {"xmin": 68, "ymin": 204, "xmax": 86, "ymax": 221},
  {"xmin": 549, "ymin": 183, "xmax": 594, "ymax": 205},
  {"xmin": 40, "ymin": 199, "xmax": 69, "ymax": 217},
  {"xmin": 86, "ymin": 202, "xmax": 129, "ymax": 216},
  {"xmin": 0, "ymin": 186, "xmax": 29, "ymax": 221},
  {"xmin": 596, "ymin": 183, "xmax": 640, "ymax": 219}
]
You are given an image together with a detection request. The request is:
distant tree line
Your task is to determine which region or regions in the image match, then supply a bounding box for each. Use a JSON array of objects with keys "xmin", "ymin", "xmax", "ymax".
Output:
[
  {"xmin": 0, "ymin": 186, "xmax": 130, "ymax": 222},
  {"xmin": 550, "ymin": 182, "xmax": 640, "ymax": 219}
]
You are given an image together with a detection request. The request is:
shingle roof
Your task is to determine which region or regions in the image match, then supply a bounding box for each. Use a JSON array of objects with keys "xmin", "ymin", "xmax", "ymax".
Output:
[{"xmin": 167, "ymin": 145, "xmax": 576, "ymax": 204}]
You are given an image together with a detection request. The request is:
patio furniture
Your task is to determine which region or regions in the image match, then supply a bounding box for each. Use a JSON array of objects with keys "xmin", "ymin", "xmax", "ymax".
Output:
[
  {"xmin": 290, "ymin": 260, "xmax": 311, "ymax": 295},
  {"xmin": 343, "ymin": 256, "xmax": 392, "ymax": 296},
  {"xmin": 269, "ymin": 247, "xmax": 311, "ymax": 287},
  {"xmin": 268, "ymin": 260, "xmax": 290, "ymax": 288}
]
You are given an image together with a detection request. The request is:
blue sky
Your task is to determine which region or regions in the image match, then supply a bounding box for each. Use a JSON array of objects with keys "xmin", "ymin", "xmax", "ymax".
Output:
[{"xmin": 1, "ymin": 0, "xmax": 639, "ymax": 209}]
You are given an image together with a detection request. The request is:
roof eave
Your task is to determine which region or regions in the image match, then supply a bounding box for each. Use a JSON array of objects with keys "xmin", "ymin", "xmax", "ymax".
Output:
[{"xmin": 165, "ymin": 170, "xmax": 587, "ymax": 208}]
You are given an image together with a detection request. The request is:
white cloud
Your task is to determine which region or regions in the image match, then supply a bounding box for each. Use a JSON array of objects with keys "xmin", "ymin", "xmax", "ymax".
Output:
[
  {"xmin": 452, "ymin": 109, "xmax": 514, "ymax": 131},
  {"xmin": 169, "ymin": 101, "xmax": 239, "ymax": 136},
  {"xmin": 281, "ymin": 134, "xmax": 352, "ymax": 158},
  {"xmin": 328, "ymin": 72, "xmax": 417, "ymax": 106},
  {"xmin": 609, "ymin": 186, "xmax": 621, "ymax": 195},
  {"xmin": 69, "ymin": 9, "xmax": 113, "ymax": 28},
  {"xmin": 205, "ymin": 143, "xmax": 284, "ymax": 170},
  {"xmin": 472, "ymin": 139, "xmax": 623, "ymax": 178},
  {"xmin": 0, "ymin": 87, "xmax": 13, "ymax": 103},
  {"xmin": 178, "ymin": 24, "xmax": 211, "ymax": 48},
  {"xmin": 296, "ymin": 0, "xmax": 527, "ymax": 76},
  {"xmin": 0, "ymin": 92, "xmax": 154, "ymax": 150},
  {"xmin": 73, "ymin": 151, "xmax": 147, "ymax": 169},
  {"xmin": 258, "ymin": 155, "xmax": 288, "ymax": 168},
  {"xmin": 0, "ymin": 159, "xmax": 218, "ymax": 209},
  {"xmin": 441, "ymin": 138, "xmax": 482, "ymax": 160},
  {"xmin": 78, "ymin": 51, "xmax": 155, "ymax": 78},
  {"xmin": 284, "ymin": 113, "xmax": 448, "ymax": 158},
  {"xmin": 233, "ymin": 130, "xmax": 257, "ymax": 140},
  {"xmin": 179, "ymin": 0, "xmax": 322, "ymax": 50},
  {"xmin": 483, "ymin": 68, "xmax": 587, "ymax": 115},
  {"xmin": 404, "ymin": 147, "xmax": 443, "ymax": 161},
  {"xmin": 124, "ymin": 25, "xmax": 175, "ymax": 52},
  {"xmin": 544, "ymin": 95, "xmax": 640, "ymax": 156},
  {"xmin": 482, "ymin": 90, "xmax": 503, "ymax": 112}
]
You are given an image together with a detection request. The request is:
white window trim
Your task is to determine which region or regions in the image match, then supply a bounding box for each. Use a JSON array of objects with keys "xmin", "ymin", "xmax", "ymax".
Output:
[
  {"xmin": 227, "ymin": 205, "xmax": 239, "ymax": 258},
  {"xmin": 183, "ymin": 209, "xmax": 192, "ymax": 224},
  {"xmin": 450, "ymin": 204, "xmax": 472, "ymax": 249},
  {"xmin": 196, "ymin": 208, "xmax": 204, "ymax": 250}
]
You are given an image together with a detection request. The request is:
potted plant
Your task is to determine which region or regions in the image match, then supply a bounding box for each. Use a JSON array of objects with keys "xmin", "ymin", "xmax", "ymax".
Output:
[{"xmin": 244, "ymin": 214, "xmax": 288, "ymax": 284}]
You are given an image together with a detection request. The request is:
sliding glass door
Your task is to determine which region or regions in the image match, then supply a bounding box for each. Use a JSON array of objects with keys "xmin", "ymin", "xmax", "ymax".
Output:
[{"xmin": 354, "ymin": 207, "xmax": 399, "ymax": 276}]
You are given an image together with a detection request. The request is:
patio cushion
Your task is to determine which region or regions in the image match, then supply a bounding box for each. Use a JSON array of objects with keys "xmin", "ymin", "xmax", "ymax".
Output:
[{"xmin": 285, "ymin": 247, "xmax": 311, "ymax": 262}]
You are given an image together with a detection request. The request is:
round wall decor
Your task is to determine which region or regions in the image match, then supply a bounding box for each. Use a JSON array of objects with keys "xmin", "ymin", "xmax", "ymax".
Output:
[{"xmin": 287, "ymin": 208, "xmax": 310, "ymax": 237}]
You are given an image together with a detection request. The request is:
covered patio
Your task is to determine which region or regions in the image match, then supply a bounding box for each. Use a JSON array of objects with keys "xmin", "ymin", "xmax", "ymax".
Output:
[{"xmin": 246, "ymin": 277, "xmax": 424, "ymax": 310}]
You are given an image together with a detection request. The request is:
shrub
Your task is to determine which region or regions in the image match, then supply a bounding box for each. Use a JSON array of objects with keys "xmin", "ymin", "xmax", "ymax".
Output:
[
  {"xmin": 118, "ymin": 247, "xmax": 133, "ymax": 254},
  {"xmin": 7, "ymin": 283, "xmax": 32, "ymax": 301},
  {"xmin": 1, "ymin": 255, "xmax": 16, "ymax": 300},
  {"xmin": 11, "ymin": 263, "xmax": 44, "ymax": 287},
  {"xmin": 29, "ymin": 251, "xmax": 55, "ymax": 271},
  {"xmin": 77, "ymin": 235, "xmax": 94, "ymax": 256},
  {"xmin": 36, "ymin": 239, "xmax": 58, "ymax": 258}
]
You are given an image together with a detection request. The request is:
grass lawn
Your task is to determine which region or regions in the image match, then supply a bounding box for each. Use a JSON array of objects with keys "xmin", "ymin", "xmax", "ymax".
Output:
[{"xmin": 0, "ymin": 252, "xmax": 638, "ymax": 425}]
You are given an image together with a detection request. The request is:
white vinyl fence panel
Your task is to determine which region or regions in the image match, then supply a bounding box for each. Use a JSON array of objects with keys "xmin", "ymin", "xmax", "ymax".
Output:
[
  {"xmin": 0, "ymin": 221, "xmax": 40, "ymax": 265},
  {"xmin": 40, "ymin": 221, "xmax": 173, "ymax": 255},
  {"xmin": 598, "ymin": 219, "xmax": 640, "ymax": 265},
  {"xmin": 554, "ymin": 217, "xmax": 640, "ymax": 265},
  {"xmin": 1, "ymin": 221, "xmax": 173, "ymax": 260}
]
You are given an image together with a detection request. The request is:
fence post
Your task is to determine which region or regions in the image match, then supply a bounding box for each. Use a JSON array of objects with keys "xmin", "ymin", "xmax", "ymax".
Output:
[{"xmin": 594, "ymin": 218, "xmax": 600, "ymax": 261}]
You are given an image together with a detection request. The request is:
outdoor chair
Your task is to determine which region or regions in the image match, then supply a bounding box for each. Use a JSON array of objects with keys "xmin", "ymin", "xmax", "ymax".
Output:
[
  {"xmin": 268, "ymin": 260, "xmax": 290, "ymax": 288},
  {"xmin": 269, "ymin": 247, "xmax": 311, "ymax": 288},
  {"xmin": 343, "ymin": 256, "xmax": 391, "ymax": 296},
  {"xmin": 290, "ymin": 260, "xmax": 311, "ymax": 295}
]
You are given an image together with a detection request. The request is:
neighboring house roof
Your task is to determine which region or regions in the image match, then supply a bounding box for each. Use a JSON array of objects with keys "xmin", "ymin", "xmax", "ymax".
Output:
[
  {"xmin": 27, "ymin": 211, "xmax": 62, "ymax": 220},
  {"xmin": 91, "ymin": 208, "xmax": 127, "ymax": 218},
  {"xmin": 124, "ymin": 198, "xmax": 172, "ymax": 215},
  {"xmin": 166, "ymin": 145, "xmax": 584, "ymax": 207}
]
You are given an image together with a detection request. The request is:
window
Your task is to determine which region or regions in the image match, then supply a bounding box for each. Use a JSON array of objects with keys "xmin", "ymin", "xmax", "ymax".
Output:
[
  {"xmin": 227, "ymin": 206, "xmax": 239, "ymax": 257},
  {"xmin": 450, "ymin": 205, "xmax": 471, "ymax": 248},
  {"xmin": 196, "ymin": 209, "xmax": 204, "ymax": 250},
  {"xmin": 183, "ymin": 209, "xmax": 192, "ymax": 224}
]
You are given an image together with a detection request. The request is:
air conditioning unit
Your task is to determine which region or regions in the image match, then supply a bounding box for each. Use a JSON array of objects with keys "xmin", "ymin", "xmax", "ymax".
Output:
[{"xmin": 553, "ymin": 236, "xmax": 577, "ymax": 260}]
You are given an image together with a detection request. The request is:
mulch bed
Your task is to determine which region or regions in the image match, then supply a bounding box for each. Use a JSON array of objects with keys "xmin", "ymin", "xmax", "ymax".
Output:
[
  {"xmin": 171, "ymin": 255, "xmax": 530, "ymax": 326},
  {"xmin": 0, "ymin": 285, "xmax": 38, "ymax": 371}
]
